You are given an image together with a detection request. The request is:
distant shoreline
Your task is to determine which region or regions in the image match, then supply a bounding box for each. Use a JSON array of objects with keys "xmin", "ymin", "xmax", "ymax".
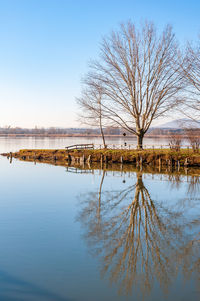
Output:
[{"xmin": 0, "ymin": 134, "xmax": 189, "ymax": 139}]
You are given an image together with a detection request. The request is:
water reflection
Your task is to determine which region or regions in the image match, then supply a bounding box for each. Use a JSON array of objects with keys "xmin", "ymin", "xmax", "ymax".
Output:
[
  {"xmin": 0, "ymin": 269, "xmax": 72, "ymax": 301},
  {"xmin": 78, "ymin": 170, "xmax": 200, "ymax": 298}
]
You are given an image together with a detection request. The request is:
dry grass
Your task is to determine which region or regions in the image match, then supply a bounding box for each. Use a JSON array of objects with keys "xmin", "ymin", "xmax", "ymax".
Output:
[{"xmin": 2, "ymin": 148, "xmax": 200, "ymax": 168}]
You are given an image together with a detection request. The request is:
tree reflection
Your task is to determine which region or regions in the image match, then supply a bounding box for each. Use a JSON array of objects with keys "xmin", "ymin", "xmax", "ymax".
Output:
[
  {"xmin": 78, "ymin": 171, "xmax": 200, "ymax": 297},
  {"xmin": 167, "ymin": 173, "xmax": 200, "ymax": 196},
  {"xmin": 187, "ymin": 175, "xmax": 200, "ymax": 195}
]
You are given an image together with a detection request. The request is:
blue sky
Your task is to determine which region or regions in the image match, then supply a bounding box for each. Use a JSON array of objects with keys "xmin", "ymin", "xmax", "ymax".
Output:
[{"xmin": 0, "ymin": 0, "xmax": 199, "ymax": 128}]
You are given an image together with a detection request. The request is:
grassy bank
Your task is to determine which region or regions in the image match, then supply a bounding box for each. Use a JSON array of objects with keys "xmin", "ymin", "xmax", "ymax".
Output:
[{"xmin": 2, "ymin": 148, "xmax": 200, "ymax": 168}]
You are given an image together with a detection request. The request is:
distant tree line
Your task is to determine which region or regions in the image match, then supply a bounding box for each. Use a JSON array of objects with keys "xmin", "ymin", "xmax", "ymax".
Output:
[
  {"xmin": 0, "ymin": 126, "xmax": 121, "ymax": 135},
  {"xmin": 0, "ymin": 126, "xmax": 97, "ymax": 135},
  {"xmin": 1, "ymin": 126, "xmax": 200, "ymax": 138}
]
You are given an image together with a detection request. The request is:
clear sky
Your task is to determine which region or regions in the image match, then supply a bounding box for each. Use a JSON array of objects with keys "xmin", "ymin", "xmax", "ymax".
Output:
[{"xmin": 0, "ymin": 0, "xmax": 199, "ymax": 128}]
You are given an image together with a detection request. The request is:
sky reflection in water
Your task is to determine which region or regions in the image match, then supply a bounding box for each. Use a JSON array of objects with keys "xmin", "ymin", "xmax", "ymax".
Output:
[{"xmin": 0, "ymin": 154, "xmax": 200, "ymax": 301}]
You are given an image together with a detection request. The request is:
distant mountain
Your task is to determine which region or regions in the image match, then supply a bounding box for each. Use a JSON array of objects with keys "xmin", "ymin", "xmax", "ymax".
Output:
[{"xmin": 155, "ymin": 119, "xmax": 200, "ymax": 129}]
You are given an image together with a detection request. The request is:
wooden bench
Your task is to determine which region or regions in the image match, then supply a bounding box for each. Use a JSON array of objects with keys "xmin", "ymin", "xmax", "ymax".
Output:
[
  {"xmin": 65, "ymin": 143, "xmax": 94, "ymax": 151},
  {"xmin": 66, "ymin": 167, "xmax": 93, "ymax": 174}
]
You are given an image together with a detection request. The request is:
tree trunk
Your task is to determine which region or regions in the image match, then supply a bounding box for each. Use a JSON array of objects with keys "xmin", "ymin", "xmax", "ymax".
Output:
[
  {"xmin": 100, "ymin": 122, "xmax": 106, "ymax": 148},
  {"xmin": 137, "ymin": 133, "xmax": 144, "ymax": 150},
  {"xmin": 97, "ymin": 170, "xmax": 105, "ymax": 220},
  {"xmin": 99, "ymin": 100, "xmax": 106, "ymax": 148}
]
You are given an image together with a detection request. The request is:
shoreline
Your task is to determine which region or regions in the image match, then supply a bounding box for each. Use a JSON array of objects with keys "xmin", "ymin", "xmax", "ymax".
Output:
[
  {"xmin": 0, "ymin": 134, "xmax": 191, "ymax": 139},
  {"xmin": 2, "ymin": 148, "xmax": 200, "ymax": 169}
]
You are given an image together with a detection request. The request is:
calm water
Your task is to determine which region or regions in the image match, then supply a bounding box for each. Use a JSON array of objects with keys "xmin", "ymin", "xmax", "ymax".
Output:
[
  {"xmin": 0, "ymin": 138, "xmax": 199, "ymax": 300},
  {"xmin": 0, "ymin": 135, "xmax": 189, "ymax": 153}
]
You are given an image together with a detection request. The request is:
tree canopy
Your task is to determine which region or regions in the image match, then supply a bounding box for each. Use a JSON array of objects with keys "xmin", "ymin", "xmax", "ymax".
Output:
[{"xmin": 78, "ymin": 21, "xmax": 185, "ymax": 148}]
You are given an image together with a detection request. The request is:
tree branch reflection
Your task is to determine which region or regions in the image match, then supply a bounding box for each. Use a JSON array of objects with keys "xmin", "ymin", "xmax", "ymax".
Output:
[{"xmin": 78, "ymin": 171, "xmax": 200, "ymax": 297}]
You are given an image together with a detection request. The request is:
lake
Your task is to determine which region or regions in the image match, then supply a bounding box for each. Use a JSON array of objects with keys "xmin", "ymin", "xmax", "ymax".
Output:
[
  {"xmin": 0, "ymin": 137, "xmax": 199, "ymax": 301},
  {"xmin": 0, "ymin": 135, "xmax": 190, "ymax": 153}
]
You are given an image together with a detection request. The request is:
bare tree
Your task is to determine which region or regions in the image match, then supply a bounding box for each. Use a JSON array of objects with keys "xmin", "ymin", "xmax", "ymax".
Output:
[
  {"xmin": 168, "ymin": 134, "xmax": 183, "ymax": 151},
  {"xmin": 180, "ymin": 37, "xmax": 200, "ymax": 121},
  {"xmin": 77, "ymin": 86, "xmax": 106, "ymax": 148},
  {"xmin": 79, "ymin": 21, "xmax": 185, "ymax": 149},
  {"xmin": 184, "ymin": 128, "xmax": 200, "ymax": 152},
  {"xmin": 187, "ymin": 38, "xmax": 200, "ymax": 93}
]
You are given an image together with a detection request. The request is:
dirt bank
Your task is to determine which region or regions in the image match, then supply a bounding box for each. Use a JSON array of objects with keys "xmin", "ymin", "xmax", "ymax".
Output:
[{"xmin": 2, "ymin": 148, "xmax": 200, "ymax": 168}]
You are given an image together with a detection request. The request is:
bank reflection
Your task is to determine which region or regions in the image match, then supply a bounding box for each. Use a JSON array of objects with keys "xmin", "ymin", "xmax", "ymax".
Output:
[{"xmin": 78, "ymin": 170, "xmax": 200, "ymax": 297}]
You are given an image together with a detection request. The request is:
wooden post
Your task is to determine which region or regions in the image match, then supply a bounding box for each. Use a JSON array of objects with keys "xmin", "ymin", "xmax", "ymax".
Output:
[
  {"xmin": 105, "ymin": 157, "xmax": 108, "ymax": 169},
  {"xmin": 177, "ymin": 160, "xmax": 180, "ymax": 171},
  {"xmin": 87, "ymin": 155, "xmax": 91, "ymax": 163},
  {"xmin": 80, "ymin": 155, "xmax": 85, "ymax": 167},
  {"xmin": 184, "ymin": 158, "xmax": 189, "ymax": 167},
  {"xmin": 100, "ymin": 154, "xmax": 103, "ymax": 168},
  {"xmin": 158, "ymin": 156, "xmax": 162, "ymax": 172},
  {"xmin": 168, "ymin": 158, "xmax": 172, "ymax": 170},
  {"xmin": 159, "ymin": 156, "xmax": 162, "ymax": 168},
  {"xmin": 87, "ymin": 155, "xmax": 91, "ymax": 169}
]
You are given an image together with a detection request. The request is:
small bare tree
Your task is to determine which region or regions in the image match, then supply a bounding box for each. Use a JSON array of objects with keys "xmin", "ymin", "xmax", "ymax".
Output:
[
  {"xmin": 184, "ymin": 128, "xmax": 200, "ymax": 152},
  {"xmin": 168, "ymin": 134, "xmax": 183, "ymax": 151},
  {"xmin": 77, "ymin": 86, "xmax": 106, "ymax": 148},
  {"xmin": 79, "ymin": 21, "xmax": 185, "ymax": 149}
]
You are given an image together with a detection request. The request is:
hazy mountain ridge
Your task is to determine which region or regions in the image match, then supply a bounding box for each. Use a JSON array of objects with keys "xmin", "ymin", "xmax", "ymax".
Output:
[{"xmin": 155, "ymin": 119, "xmax": 200, "ymax": 129}]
